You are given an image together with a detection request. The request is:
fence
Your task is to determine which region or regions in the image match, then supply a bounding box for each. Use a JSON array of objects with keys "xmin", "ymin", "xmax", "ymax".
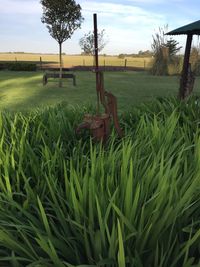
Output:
[
  {"xmin": 79, "ymin": 58, "xmax": 151, "ymax": 70},
  {"xmin": 1, "ymin": 54, "xmax": 153, "ymax": 70}
]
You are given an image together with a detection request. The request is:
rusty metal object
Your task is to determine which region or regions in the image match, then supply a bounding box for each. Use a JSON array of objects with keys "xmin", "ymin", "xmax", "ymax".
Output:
[
  {"xmin": 94, "ymin": 13, "xmax": 101, "ymax": 115},
  {"xmin": 76, "ymin": 13, "xmax": 123, "ymax": 142},
  {"xmin": 76, "ymin": 113, "xmax": 110, "ymax": 142},
  {"xmin": 104, "ymin": 91, "xmax": 123, "ymax": 138},
  {"xmin": 76, "ymin": 70, "xmax": 123, "ymax": 142}
]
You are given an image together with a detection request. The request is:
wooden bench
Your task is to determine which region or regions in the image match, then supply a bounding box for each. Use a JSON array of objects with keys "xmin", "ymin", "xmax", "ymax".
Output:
[{"xmin": 43, "ymin": 72, "xmax": 76, "ymax": 86}]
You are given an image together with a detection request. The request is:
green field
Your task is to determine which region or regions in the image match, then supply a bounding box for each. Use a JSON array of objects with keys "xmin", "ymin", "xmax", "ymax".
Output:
[{"xmin": 1, "ymin": 70, "xmax": 199, "ymax": 112}]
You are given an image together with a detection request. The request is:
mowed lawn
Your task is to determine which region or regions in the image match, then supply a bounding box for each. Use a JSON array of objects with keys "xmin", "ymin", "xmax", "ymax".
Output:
[{"xmin": 0, "ymin": 70, "xmax": 200, "ymax": 112}]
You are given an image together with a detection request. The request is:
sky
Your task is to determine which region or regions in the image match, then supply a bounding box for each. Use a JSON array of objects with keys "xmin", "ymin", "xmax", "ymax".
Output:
[{"xmin": 0, "ymin": 0, "xmax": 200, "ymax": 55}]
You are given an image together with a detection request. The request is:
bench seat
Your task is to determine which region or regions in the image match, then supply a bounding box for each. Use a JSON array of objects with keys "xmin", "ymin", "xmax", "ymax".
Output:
[{"xmin": 43, "ymin": 72, "xmax": 76, "ymax": 86}]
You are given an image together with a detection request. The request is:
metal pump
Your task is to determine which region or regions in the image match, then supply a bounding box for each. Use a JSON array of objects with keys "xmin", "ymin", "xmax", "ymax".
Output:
[{"xmin": 76, "ymin": 13, "xmax": 123, "ymax": 142}]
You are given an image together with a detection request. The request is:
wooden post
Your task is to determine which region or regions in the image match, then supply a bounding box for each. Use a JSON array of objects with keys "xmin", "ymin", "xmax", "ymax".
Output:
[
  {"xmin": 124, "ymin": 59, "xmax": 127, "ymax": 70},
  {"xmin": 40, "ymin": 56, "xmax": 42, "ymax": 70},
  {"xmin": 179, "ymin": 34, "xmax": 193, "ymax": 99}
]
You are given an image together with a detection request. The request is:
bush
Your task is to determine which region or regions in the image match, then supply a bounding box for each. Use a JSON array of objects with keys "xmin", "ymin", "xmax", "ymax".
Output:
[
  {"xmin": 150, "ymin": 47, "xmax": 169, "ymax": 75},
  {"xmin": 118, "ymin": 54, "xmax": 125, "ymax": 59},
  {"xmin": 167, "ymin": 56, "xmax": 183, "ymax": 75},
  {"xmin": 193, "ymin": 59, "xmax": 200, "ymax": 76},
  {"xmin": 7, "ymin": 62, "xmax": 37, "ymax": 71},
  {"xmin": 151, "ymin": 52, "xmax": 183, "ymax": 76},
  {"xmin": 0, "ymin": 62, "xmax": 37, "ymax": 71},
  {"xmin": 0, "ymin": 63, "xmax": 7, "ymax": 71}
]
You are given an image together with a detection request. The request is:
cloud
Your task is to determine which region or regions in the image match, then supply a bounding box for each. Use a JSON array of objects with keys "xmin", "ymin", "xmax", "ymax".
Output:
[
  {"xmin": 0, "ymin": 0, "xmax": 186, "ymax": 54},
  {"xmin": 127, "ymin": 0, "xmax": 165, "ymax": 3},
  {"xmin": 127, "ymin": 0, "xmax": 184, "ymax": 3},
  {"xmin": 81, "ymin": 1, "xmax": 165, "ymax": 25},
  {"xmin": 82, "ymin": 1, "xmax": 156, "ymax": 15},
  {"xmin": 80, "ymin": 1, "xmax": 167, "ymax": 53},
  {"xmin": 0, "ymin": 0, "xmax": 41, "ymax": 14}
]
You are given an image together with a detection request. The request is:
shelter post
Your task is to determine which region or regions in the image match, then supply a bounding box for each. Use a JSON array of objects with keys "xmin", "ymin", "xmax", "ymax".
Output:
[{"xmin": 179, "ymin": 34, "xmax": 193, "ymax": 99}]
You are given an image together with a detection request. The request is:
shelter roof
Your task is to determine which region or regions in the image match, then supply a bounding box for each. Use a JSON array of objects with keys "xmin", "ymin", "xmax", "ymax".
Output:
[{"xmin": 166, "ymin": 20, "xmax": 200, "ymax": 35}]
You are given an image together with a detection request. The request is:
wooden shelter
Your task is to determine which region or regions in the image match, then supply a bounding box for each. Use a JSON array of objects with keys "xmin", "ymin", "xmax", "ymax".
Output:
[{"xmin": 166, "ymin": 20, "xmax": 200, "ymax": 99}]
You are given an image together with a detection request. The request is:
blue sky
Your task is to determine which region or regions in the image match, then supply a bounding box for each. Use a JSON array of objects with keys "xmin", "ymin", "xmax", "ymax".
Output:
[{"xmin": 0, "ymin": 0, "xmax": 200, "ymax": 55}]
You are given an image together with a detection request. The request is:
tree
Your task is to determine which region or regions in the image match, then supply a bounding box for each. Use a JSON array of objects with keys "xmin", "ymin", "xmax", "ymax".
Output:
[
  {"xmin": 138, "ymin": 50, "xmax": 153, "ymax": 57},
  {"xmin": 41, "ymin": 0, "xmax": 83, "ymax": 87},
  {"xmin": 79, "ymin": 30, "xmax": 107, "ymax": 55},
  {"xmin": 166, "ymin": 39, "xmax": 182, "ymax": 58}
]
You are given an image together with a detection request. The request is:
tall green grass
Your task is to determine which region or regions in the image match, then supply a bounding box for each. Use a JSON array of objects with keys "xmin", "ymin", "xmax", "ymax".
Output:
[{"xmin": 0, "ymin": 98, "xmax": 200, "ymax": 266}]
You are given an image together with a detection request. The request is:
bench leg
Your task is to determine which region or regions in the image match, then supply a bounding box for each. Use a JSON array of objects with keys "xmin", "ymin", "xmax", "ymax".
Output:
[
  {"xmin": 43, "ymin": 75, "xmax": 47, "ymax": 86},
  {"xmin": 73, "ymin": 76, "xmax": 76, "ymax": 86}
]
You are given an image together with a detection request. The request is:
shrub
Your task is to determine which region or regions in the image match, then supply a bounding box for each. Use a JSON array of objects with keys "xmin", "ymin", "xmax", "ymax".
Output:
[
  {"xmin": 193, "ymin": 59, "xmax": 200, "ymax": 76},
  {"xmin": 167, "ymin": 56, "xmax": 183, "ymax": 75},
  {"xmin": 150, "ymin": 46, "xmax": 169, "ymax": 75},
  {"xmin": 151, "ymin": 26, "xmax": 182, "ymax": 76},
  {"xmin": 0, "ymin": 63, "xmax": 7, "ymax": 71},
  {"xmin": 118, "ymin": 54, "xmax": 125, "ymax": 59},
  {"xmin": 7, "ymin": 62, "xmax": 37, "ymax": 71},
  {"xmin": 0, "ymin": 62, "xmax": 37, "ymax": 71}
]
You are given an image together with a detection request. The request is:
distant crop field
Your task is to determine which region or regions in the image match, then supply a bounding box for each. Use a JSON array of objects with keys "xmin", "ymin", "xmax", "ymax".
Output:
[{"xmin": 0, "ymin": 53, "xmax": 153, "ymax": 69}]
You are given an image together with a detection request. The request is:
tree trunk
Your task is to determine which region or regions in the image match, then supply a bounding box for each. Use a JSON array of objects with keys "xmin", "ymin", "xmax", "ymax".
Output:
[{"xmin": 59, "ymin": 42, "xmax": 63, "ymax": 87}]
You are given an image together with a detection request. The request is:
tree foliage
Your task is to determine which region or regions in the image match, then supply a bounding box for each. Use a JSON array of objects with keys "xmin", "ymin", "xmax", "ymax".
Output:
[
  {"xmin": 41, "ymin": 0, "xmax": 83, "ymax": 44},
  {"xmin": 41, "ymin": 0, "xmax": 83, "ymax": 86},
  {"xmin": 190, "ymin": 45, "xmax": 200, "ymax": 75},
  {"xmin": 138, "ymin": 50, "xmax": 153, "ymax": 57},
  {"xmin": 166, "ymin": 39, "xmax": 182, "ymax": 58},
  {"xmin": 79, "ymin": 30, "xmax": 107, "ymax": 55}
]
